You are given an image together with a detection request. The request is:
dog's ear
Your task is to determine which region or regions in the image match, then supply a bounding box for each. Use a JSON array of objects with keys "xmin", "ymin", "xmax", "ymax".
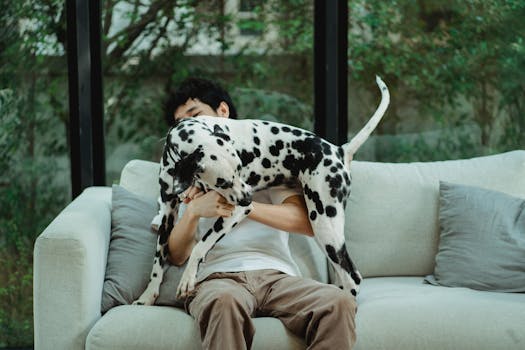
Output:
[{"xmin": 172, "ymin": 147, "xmax": 205, "ymax": 188}]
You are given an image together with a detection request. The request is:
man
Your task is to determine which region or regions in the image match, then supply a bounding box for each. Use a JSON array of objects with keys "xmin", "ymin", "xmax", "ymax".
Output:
[{"xmin": 162, "ymin": 77, "xmax": 357, "ymax": 349}]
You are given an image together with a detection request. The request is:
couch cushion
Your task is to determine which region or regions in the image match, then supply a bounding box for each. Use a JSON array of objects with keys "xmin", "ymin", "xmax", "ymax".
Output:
[
  {"xmin": 425, "ymin": 181, "xmax": 525, "ymax": 292},
  {"xmin": 102, "ymin": 185, "xmax": 187, "ymax": 312},
  {"xmin": 355, "ymin": 277, "xmax": 525, "ymax": 350},
  {"xmin": 120, "ymin": 159, "xmax": 161, "ymax": 200},
  {"xmin": 346, "ymin": 151, "xmax": 525, "ymax": 277},
  {"xmin": 86, "ymin": 305, "xmax": 305, "ymax": 350}
]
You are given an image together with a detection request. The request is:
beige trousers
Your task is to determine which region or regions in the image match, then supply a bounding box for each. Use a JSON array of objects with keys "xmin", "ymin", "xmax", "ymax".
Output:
[{"xmin": 184, "ymin": 269, "xmax": 357, "ymax": 350}]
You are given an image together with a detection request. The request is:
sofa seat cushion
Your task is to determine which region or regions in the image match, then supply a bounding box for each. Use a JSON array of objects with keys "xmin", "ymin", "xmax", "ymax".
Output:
[
  {"xmin": 355, "ymin": 277, "xmax": 525, "ymax": 350},
  {"xmin": 86, "ymin": 305, "xmax": 305, "ymax": 350}
]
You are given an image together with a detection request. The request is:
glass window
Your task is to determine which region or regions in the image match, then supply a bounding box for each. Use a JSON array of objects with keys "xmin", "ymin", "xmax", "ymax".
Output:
[
  {"xmin": 102, "ymin": 0, "xmax": 314, "ymax": 184},
  {"xmin": 0, "ymin": 1, "xmax": 69, "ymax": 347},
  {"xmin": 348, "ymin": 0, "xmax": 525, "ymax": 162}
]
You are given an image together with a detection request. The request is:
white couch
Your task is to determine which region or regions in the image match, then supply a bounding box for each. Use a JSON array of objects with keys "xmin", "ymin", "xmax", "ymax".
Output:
[{"xmin": 34, "ymin": 150, "xmax": 525, "ymax": 349}]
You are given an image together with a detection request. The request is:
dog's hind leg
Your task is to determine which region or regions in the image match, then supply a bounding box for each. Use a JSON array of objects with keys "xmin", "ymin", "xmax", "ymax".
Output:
[
  {"xmin": 176, "ymin": 204, "xmax": 253, "ymax": 298},
  {"xmin": 303, "ymin": 192, "xmax": 362, "ymax": 296}
]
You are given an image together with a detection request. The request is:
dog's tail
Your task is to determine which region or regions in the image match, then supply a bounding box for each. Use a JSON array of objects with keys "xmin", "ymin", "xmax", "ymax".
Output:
[{"xmin": 342, "ymin": 76, "xmax": 390, "ymax": 164}]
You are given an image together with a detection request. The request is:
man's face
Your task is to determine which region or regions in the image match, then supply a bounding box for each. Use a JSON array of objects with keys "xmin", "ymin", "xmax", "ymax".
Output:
[{"xmin": 174, "ymin": 98, "xmax": 228, "ymax": 120}]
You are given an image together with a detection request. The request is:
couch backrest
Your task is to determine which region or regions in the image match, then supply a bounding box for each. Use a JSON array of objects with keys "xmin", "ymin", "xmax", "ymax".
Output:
[
  {"xmin": 120, "ymin": 151, "xmax": 525, "ymax": 280},
  {"xmin": 346, "ymin": 150, "xmax": 525, "ymax": 278}
]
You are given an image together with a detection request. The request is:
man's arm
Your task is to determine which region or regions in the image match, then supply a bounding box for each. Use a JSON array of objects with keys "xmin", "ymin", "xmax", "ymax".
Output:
[
  {"xmin": 249, "ymin": 195, "xmax": 314, "ymax": 236},
  {"xmin": 168, "ymin": 190, "xmax": 234, "ymax": 266},
  {"xmin": 169, "ymin": 190, "xmax": 313, "ymax": 266}
]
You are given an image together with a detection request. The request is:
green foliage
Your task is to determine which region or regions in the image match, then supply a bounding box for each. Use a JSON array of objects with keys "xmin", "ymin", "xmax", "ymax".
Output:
[
  {"xmin": 0, "ymin": 1, "xmax": 69, "ymax": 345},
  {"xmin": 348, "ymin": 0, "xmax": 525, "ymax": 156},
  {"xmin": 0, "ymin": 87, "xmax": 68, "ymax": 347}
]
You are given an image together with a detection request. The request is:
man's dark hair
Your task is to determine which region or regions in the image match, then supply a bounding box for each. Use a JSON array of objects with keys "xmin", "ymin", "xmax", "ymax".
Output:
[{"xmin": 164, "ymin": 77, "xmax": 238, "ymax": 125}]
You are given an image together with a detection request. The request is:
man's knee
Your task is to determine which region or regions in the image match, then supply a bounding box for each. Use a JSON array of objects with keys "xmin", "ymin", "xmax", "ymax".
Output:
[
  {"xmin": 198, "ymin": 290, "xmax": 251, "ymax": 318},
  {"xmin": 211, "ymin": 291, "xmax": 244, "ymax": 310}
]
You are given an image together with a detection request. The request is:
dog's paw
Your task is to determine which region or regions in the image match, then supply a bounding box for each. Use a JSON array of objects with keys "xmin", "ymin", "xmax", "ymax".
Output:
[
  {"xmin": 132, "ymin": 286, "xmax": 159, "ymax": 306},
  {"xmin": 176, "ymin": 260, "xmax": 199, "ymax": 298},
  {"xmin": 176, "ymin": 269, "xmax": 197, "ymax": 298}
]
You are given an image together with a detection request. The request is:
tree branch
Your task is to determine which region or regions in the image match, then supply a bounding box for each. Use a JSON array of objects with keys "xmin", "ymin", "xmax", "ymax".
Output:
[{"xmin": 106, "ymin": 0, "xmax": 173, "ymax": 62}]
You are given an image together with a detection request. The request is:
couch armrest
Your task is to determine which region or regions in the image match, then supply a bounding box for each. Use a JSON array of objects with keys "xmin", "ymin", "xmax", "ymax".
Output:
[{"xmin": 33, "ymin": 187, "xmax": 112, "ymax": 350}]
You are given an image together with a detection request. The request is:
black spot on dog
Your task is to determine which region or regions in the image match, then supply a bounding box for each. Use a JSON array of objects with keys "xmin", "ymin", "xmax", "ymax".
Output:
[
  {"xmin": 324, "ymin": 159, "xmax": 332, "ymax": 166},
  {"xmin": 202, "ymin": 229, "xmax": 213, "ymax": 242},
  {"xmin": 292, "ymin": 129, "xmax": 302, "ymax": 136},
  {"xmin": 211, "ymin": 155, "xmax": 217, "ymax": 160},
  {"xmin": 159, "ymin": 178, "xmax": 171, "ymax": 202},
  {"xmin": 238, "ymin": 149, "xmax": 255, "ymax": 166},
  {"xmin": 310, "ymin": 211, "xmax": 317, "ymax": 220},
  {"xmin": 337, "ymin": 147, "xmax": 344, "ymax": 160},
  {"xmin": 285, "ymin": 137, "xmax": 324, "ymax": 174},
  {"xmin": 325, "ymin": 243, "xmax": 361, "ymax": 285},
  {"xmin": 247, "ymin": 172, "xmax": 261, "ymax": 186},
  {"xmin": 304, "ymin": 184, "xmax": 324, "ymax": 215},
  {"xmin": 271, "ymin": 126, "xmax": 279, "ymax": 134},
  {"xmin": 269, "ymin": 140, "xmax": 284, "ymax": 157},
  {"xmin": 212, "ymin": 125, "xmax": 231, "ymax": 142},
  {"xmin": 326, "ymin": 244, "xmax": 338, "ymax": 263},
  {"xmin": 213, "ymin": 218, "xmax": 225, "ymax": 232},
  {"xmin": 216, "ymin": 139, "xmax": 224, "ymax": 146},
  {"xmin": 254, "ymin": 136, "xmax": 260, "ymax": 145},
  {"xmin": 282, "ymin": 126, "xmax": 291, "ymax": 133},
  {"xmin": 179, "ymin": 129, "xmax": 189, "ymax": 141},
  {"xmin": 322, "ymin": 142, "xmax": 332, "ymax": 156},
  {"xmin": 343, "ymin": 172, "xmax": 351, "ymax": 185},
  {"xmin": 262, "ymin": 158, "xmax": 271, "ymax": 168},
  {"xmin": 325, "ymin": 205, "xmax": 337, "ymax": 217},
  {"xmin": 215, "ymin": 178, "xmax": 233, "ymax": 189},
  {"xmin": 326, "ymin": 174, "xmax": 345, "ymax": 200}
]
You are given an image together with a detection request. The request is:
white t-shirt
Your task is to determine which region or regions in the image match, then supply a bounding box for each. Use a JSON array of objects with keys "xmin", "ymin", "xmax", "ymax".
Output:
[{"xmin": 178, "ymin": 185, "xmax": 303, "ymax": 282}]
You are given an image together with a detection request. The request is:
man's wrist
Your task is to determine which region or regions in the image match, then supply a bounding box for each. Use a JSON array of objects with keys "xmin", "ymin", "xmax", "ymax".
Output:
[{"xmin": 185, "ymin": 202, "xmax": 200, "ymax": 221}]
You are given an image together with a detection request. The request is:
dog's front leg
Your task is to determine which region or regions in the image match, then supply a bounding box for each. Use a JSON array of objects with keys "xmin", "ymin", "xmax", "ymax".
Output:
[
  {"xmin": 177, "ymin": 205, "xmax": 252, "ymax": 298},
  {"xmin": 132, "ymin": 235, "xmax": 166, "ymax": 305},
  {"xmin": 133, "ymin": 199, "xmax": 177, "ymax": 305}
]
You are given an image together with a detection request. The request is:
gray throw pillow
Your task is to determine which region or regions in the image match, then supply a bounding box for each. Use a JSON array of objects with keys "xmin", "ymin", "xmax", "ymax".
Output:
[
  {"xmin": 425, "ymin": 181, "xmax": 525, "ymax": 292},
  {"xmin": 101, "ymin": 185, "xmax": 185, "ymax": 313}
]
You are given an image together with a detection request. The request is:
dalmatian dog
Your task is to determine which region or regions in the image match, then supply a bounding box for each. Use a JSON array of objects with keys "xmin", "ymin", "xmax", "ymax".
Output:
[{"xmin": 133, "ymin": 76, "xmax": 389, "ymax": 305}]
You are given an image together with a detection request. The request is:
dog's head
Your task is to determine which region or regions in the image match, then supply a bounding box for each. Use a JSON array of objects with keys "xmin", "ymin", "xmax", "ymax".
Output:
[
  {"xmin": 160, "ymin": 118, "xmax": 252, "ymax": 207},
  {"xmin": 159, "ymin": 127, "xmax": 203, "ymax": 202}
]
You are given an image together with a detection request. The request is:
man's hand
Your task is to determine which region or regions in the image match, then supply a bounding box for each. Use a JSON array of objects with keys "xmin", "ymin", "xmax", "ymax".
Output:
[{"xmin": 184, "ymin": 186, "xmax": 235, "ymax": 218}]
